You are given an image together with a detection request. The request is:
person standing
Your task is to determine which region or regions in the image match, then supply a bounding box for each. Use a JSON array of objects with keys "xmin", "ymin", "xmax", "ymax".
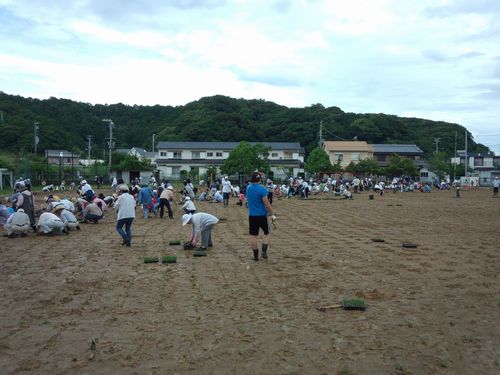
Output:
[
  {"xmin": 221, "ymin": 176, "xmax": 232, "ymax": 207},
  {"xmin": 266, "ymin": 178, "xmax": 276, "ymax": 205},
  {"xmin": 492, "ymin": 177, "xmax": 500, "ymax": 197},
  {"xmin": 114, "ymin": 184, "xmax": 136, "ymax": 247},
  {"xmin": 246, "ymin": 172, "xmax": 276, "ymax": 261}
]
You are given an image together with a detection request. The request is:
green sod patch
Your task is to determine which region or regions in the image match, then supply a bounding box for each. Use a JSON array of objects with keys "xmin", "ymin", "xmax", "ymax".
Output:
[
  {"xmin": 169, "ymin": 240, "xmax": 181, "ymax": 245},
  {"xmin": 143, "ymin": 256, "xmax": 159, "ymax": 263},
  {"xmin": 372, "ymin": 238, "xmax": 385, "ymax": 243},
  {"xmin": 161, "ymin": 255, "xmax": 177, "ymax": 263}
]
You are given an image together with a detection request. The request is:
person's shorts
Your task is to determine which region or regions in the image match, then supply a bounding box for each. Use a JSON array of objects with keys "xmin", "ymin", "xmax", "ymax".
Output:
[
  {"xmin": 223, "ymin": 192, "xmax": 230, "ymax": 199},
  {"xmin": 249, "ymin": 215, "xmax": 269, "ymax": 236}
]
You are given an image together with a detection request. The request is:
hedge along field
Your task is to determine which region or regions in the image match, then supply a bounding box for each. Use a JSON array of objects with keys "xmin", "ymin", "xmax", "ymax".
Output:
[{"xmin": 0, "ymin": 188, "xmax": 498, "ymax": 374}]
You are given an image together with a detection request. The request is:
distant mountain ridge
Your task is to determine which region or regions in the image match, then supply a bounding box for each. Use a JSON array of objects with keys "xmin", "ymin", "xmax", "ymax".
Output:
[{"xmin": 0, "ymin": 92, "xmax": 488, "ymax": 158}]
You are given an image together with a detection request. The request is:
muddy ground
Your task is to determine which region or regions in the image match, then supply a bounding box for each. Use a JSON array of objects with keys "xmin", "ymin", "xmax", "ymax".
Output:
[{"xmin": 0, "ymin": 188, "xmax": 499, "ymax": 374}]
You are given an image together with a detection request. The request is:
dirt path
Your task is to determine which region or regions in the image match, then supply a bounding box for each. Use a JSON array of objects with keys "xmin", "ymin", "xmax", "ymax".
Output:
[{"xmin": 0, "ymin": 188, "xmax": 499, "ymax": 374}]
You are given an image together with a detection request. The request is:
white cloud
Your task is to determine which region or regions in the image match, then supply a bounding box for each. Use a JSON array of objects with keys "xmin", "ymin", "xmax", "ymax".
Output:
[{"xmin": 0, "ymin": 0, "xmax": 499, "ymax": 149}]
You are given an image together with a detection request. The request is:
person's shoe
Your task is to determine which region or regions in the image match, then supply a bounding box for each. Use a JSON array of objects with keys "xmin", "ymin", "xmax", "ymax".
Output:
[
  {"xmin": 199, "ymin": 246, "xmax": 207, "ymax": 251},
  {"xmin": 208, "ymin": 243, "xmax": 213, "ymax": 247},
  {"xmin": 262, "ymin": 250, "xmax": 268, "ymax": 259},
  {"xmin": 125, "ymin": 241, "xmax": 131, "ymax": 247},
  {"xmin": 76, "ymin": 225, "xmax": 81, "ymax": 230},
  {"xmin": 8, "ymin": 233, "xmax": 17, "ymax": 238},
  {"xmin": 253, "ymin": 249, "xmax": 259, "ymax": 261},
  {"xmin": 20, "ymin": 233, "xmax": 27, "ymax": 237}
]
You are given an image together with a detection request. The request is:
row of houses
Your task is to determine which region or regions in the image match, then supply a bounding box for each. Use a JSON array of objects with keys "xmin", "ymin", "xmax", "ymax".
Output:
[{"xmin": 45, "ymin": 140, "xmax": 499, "ymax": 184}]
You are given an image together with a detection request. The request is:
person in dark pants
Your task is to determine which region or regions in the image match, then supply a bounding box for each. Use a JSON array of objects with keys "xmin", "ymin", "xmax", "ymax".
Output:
[
  {"xmin": 159, "ymin": 186, "xmax": 174, "ymax": 219},
  {"xmin": 246, "ymin": 172, "xmax": 276, "ymax": 261}
]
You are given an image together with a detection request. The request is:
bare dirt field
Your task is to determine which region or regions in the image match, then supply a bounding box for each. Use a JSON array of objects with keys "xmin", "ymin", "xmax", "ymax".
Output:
[{"xmin": 1, "ymin": 188, "xmax": 499, "ymax": 374}]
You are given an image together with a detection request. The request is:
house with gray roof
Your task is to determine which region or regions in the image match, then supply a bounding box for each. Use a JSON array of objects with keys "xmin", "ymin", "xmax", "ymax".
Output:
[
  {"xmin": 155, "ymin": 141, "xmax": 304, "ymax": 180},
  {"xmin": 372, "ymin": 144, "xmax": 424, "ymax": 168}
]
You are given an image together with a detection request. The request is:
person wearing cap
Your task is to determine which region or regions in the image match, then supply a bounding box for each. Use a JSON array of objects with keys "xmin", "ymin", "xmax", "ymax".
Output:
[
  {"xmin": 3, "ymin": 208, "xmax": 31, "ymax": 238},
  {"xmin": 492, "ymin": 177, "xmax": 500, "ymax": 197},
  {"xmin": 14, "ymin": 181, "xmax": 37, "ymax": 232},
  {"xmin": 159, "ymin": 185, "xmax": 174, "ymax": 219},
  {"xmin": 179, "ymin": 196, "xmax": 196, "ymax": 215},
  {"xmin": 221, "ymin": 176, "xmax": 232, "ymax": 207},
  {"xmin": 37, "ymin": 211, "xmax": 66, "ymax": 235},
  {"xmin": 80, "ymin": 180, "xmax": 95, "ymax": 202},
  {"xmin": 114, "ymin": 184, "xmax": 136, "ymax": 247},
  {"xmin": 182, "ymin": 212, "xmax": 219, "ymax": 250},
  {"xmin": 54, "ymin": 204, "xmax": 80, "ymax": 231},
  {"xmin": 246, "ymin": 171, "xmax": 276, "ymax": 261}
]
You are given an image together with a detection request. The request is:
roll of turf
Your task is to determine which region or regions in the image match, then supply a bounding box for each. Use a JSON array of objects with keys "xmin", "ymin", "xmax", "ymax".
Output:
[
  {"xmin": 169, "ymin": 240, "xmax": 181, "ymax": 245},
  {"xmin": 193, "ymin": 251, "xmax": 207, "ymax": 257},
  {"xmin": 161, "ymin": 255, "xmax": 177, "ymax": 263},
  {"xmin": 144, "ymin": 256, "xmax": 159, "ymax": 263}
]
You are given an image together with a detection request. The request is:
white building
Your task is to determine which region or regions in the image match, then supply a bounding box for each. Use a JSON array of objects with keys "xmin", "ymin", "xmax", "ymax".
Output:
[
  {"xmin": 155, "ymin": 141, "xmax": 304, "ymax": 180},
  {"xmin": 452, "ymin": 151, "xmax": 500, "ymax": 185}
]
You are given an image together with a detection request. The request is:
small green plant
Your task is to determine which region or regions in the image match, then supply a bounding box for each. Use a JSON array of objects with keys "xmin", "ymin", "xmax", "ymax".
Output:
[
  {"xmin": 161, "ymin": 255, "xmax": 177, "ymax": 263},
  {"xmin": 143, "ymin": 256, "xmax": 159, "ymax": 263}
]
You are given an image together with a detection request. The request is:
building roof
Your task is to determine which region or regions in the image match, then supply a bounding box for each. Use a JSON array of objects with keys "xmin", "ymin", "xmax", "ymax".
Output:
[
  {"xmin": 323, "ymin": 141, "xmax": 372, "ymax": 152},
  {"xmin": 114, "ymin": 148, "xmax": 130, "ymax": 153},
  {"xmin": 131, "ymin": 147, "xmax": 147, "ymax": 156},
  {"xmin": 372, "ymin": 144, "xmax": 424, "ymax": 154},
  {"xmin": 156, "ymin": 141, "xmax": 303, "ymax": 152}
]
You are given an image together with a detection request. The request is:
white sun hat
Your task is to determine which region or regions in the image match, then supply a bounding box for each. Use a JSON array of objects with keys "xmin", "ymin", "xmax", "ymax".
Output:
[{"xmin": 182, "ymin": 213, "xmax": 192, "ymax": 226}]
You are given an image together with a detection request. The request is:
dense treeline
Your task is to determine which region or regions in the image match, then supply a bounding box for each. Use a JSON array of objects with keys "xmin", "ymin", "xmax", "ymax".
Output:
[{"xmin": 0, "ymin": 92, "xmax": 488, "ymax": 159}]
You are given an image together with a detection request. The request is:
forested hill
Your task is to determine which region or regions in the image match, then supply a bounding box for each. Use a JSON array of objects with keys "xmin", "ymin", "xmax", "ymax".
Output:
[{"xmin": 0, "ymin": 91, "xmax": 488, "ymax": 158}]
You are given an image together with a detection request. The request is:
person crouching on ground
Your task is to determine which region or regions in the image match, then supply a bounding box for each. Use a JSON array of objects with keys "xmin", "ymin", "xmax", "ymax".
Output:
[
  {"xmin": 37, "ymin": 210, "xmax": 67, "ymax": 235},
  {"xmin": 179, "ymin": 196, "xmax": 196, "ymax": 215},
  {"xmin": 83, "ymin": 201, "xmax": 104, "ymax": 223},
  {"xmin": 3, "ymin": 208, "xmax": 31, "ymax": 238},
  {"xmin": 114, "ymin": 184, "xmax": 136, "ymax": 247},
  {"xmin": 182, "ymin": 212, "xmax": 219, "ymax": 250},
  {"xmin": 54, "ymin": 204, "xmax": 80, "ymax": 231}
]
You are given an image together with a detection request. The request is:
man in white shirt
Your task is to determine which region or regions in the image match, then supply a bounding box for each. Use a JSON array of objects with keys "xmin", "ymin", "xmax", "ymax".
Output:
[
  {"xmin": 37, "ymin": 211, "xmax": 66, "ymax": 235},
  {"xmin": 182, "ymin": 212, "xmax": 219, "ymax": 250},
  {"xmin": 221, "ymin": 176, "xmax": 232, "ymax": 207},
  {"xmin": 114, "ymin": 184, "xmax": 136, "ymax": 247},
  {"xmin": 4, "ymin": 209, "xmax": 31, "ymax": 238}
]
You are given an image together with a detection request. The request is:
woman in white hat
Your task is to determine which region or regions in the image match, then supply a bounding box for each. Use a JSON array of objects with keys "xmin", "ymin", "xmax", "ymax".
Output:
[{"xmin": 182, "ymin": 212, "xmax": 219, "ymax": 250}]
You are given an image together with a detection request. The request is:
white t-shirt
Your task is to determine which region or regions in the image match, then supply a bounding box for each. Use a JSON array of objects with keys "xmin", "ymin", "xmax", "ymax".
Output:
[
  {"xmin": 222, "ymin": 179, "xmax": 232, "ymax": 193},
  {"xmin": 114, "ymin": 192, "xmax": 136, "ymax": 220}
]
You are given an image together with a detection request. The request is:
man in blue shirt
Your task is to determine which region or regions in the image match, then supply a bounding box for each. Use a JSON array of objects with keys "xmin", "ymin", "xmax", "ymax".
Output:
[{"xmin": 246, "ymin": 171, "xmax": 276, "ymax": 261}]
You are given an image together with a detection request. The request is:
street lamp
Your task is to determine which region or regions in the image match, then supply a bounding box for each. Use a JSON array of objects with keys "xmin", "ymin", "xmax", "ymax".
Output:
[
  {"xmin": 34, "ymin": 122, "xmax": 40, "ymax": 155},
  {"xmin": 59, "ymin": 151, "xmax": 64, "ymax": 182}
]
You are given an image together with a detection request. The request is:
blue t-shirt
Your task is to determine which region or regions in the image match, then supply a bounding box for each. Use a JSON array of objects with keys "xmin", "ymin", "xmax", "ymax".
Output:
[{"xmin": 246, "ymin": 183, "xmax": 269, "ymax": 216}]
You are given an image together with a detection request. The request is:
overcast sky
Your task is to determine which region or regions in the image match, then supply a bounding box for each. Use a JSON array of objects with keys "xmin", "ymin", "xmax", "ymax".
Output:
[{"xmin": 1, "ymin": 0, "xmax": 499, "ymax": 153}]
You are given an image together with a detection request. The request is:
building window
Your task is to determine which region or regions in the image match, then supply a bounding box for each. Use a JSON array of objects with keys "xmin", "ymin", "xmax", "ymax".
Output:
[
  {"xmin": 66, "ymin": 158, "xmax": 71, "ymax": 163},
  {"xmin": 206, "ymin": 152, "xmax": 213, "ymax": 157},
  {"xmin": 271, "ymin": 152, "xmax": 278, "ymax": 158},
  {"xmin": 160, "ymin": 152, "xmax": 167, "ymax": 157},
  {"xmin": 216, "ymin": 152, "xmax": 223, "ymax": 157},
  {"xmin": 284, "ymin": 152, "xmax": 293, "ymax": 159},
  {"xmin": 421, "ymin": 171, "xmax": 429, "ymax": 177},
  {"xmin": 334, "ymin": 153, "xmax": 343, "ymax": 162},
  {"xmin": 376, "ymin": 154, "xmax": 386, "ymax": 161},
  {"xmin": 474, "ymin": 158, "xmax": 483, "ymax": 166},
  {"xmin": 351, "ymin": 152, "xmax": 360, "ymax": 161},
  {"xmin": 494, "ymin": 158, "xmax": 500, "ymax": 166},
  {"xmin": 173, "ymin": 152, "xmax": 182, "ymax": 159},
  {"xmin": 414, "ymin": 155, "xmax": 421, "ymax": 160},
  {"xmin": 172, "ymin": 166, "xmax": 180, "ymax": 176},
  {"xmin": 192, "ymin": 151, "xmax": 201, "ymax": 159}
]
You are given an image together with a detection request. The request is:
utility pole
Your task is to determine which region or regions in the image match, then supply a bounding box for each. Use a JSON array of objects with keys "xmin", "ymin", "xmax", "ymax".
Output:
[
  {"xmin": 34, "ymin": 122, "xmax": 40, "ymax": 155},
  {"xmin": 453, "ymin": 131, "xmax": 457, "ymax": 181},
  {"xmin": 86, "ymin": 135, "xmax": 92, "ymax": 163},
  {"xmin": 433, "ymin": 137, "xmax": 440, "ymax": 153},
  {"xmin": 464, "ymin": 130, "xmax": 468, "ymax": 177},
  {"xmin": 152, "ymin": 133, "xmax": 155, "ymax": 152},
  {"xmin": 102, "ymin": 119, "xmax": 115, "ymax": 177}
]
